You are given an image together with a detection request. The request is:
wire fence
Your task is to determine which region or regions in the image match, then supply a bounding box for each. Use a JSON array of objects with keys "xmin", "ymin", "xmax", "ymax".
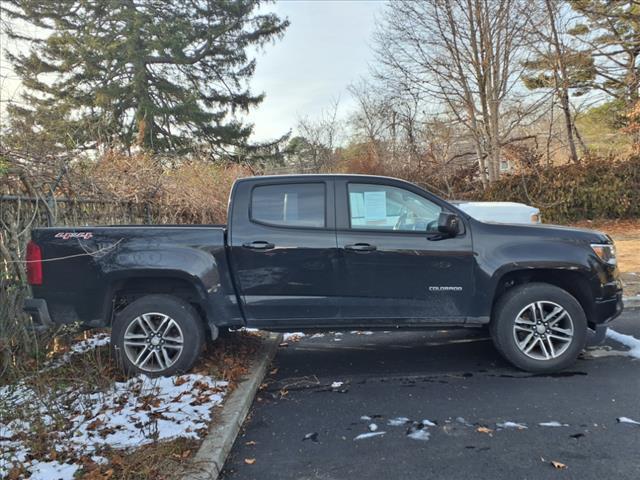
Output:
[{"xmin": 0, "ymin": 194, "xmax": 170, "ymax": 377}]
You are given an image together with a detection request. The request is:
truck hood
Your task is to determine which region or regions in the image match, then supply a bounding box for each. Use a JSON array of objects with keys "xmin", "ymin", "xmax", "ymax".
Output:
[{"xmin": 477, "ymin": 221, "xmax": 611, "ymax": 244}]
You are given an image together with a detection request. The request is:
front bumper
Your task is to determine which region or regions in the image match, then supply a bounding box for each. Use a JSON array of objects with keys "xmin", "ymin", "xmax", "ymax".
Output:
[
  {"xmin": 24, "ymin": 298, "xmax": 54, "ymax": 330},
  {"xmin": 593, "ymin": 292, "xmax": 624, "ymax": 325}
]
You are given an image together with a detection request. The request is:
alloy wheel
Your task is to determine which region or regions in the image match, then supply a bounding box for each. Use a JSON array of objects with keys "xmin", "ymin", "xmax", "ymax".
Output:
[
  {"xmin": 512, "ymin": 301, "xmax": 574, "ymax": 361},
  {"xmin": 122, "ymin": 312, "xmax": 184, "ymax": 373}
]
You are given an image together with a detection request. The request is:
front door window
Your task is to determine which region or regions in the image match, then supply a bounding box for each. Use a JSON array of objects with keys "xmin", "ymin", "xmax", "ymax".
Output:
[{"xmin": 348, "ymin": 183, "xmax": 442, "ymax": 233}]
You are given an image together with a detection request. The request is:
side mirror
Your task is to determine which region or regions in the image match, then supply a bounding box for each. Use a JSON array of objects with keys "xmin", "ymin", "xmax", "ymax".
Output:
[{"xmin": 437, "ymin": 212, "xmax": 460, "ymax": 236}]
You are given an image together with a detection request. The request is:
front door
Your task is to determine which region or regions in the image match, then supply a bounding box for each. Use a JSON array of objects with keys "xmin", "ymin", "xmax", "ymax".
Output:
[
  {"xmin": 229, "ymin": 179, "xmax": 339, "ymax": 327},
  {"xmin": 334, "ymin": 179, "xmax": 474, "ymax": 325}
]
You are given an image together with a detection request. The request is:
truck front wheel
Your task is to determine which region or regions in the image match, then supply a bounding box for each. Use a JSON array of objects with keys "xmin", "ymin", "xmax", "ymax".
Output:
[
  {"xmin": 490, "ymin": 283, "xmax": 587, "ymax": 373},
  {"xmin": 112, "ymin": 295, "xmax": 205, "ymax": 377}
]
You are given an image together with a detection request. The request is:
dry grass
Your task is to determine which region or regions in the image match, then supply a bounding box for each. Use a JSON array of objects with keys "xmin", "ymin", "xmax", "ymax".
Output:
[{"xmin": 85, "ymin": 151, "xmax": 253, "ymax": 224}]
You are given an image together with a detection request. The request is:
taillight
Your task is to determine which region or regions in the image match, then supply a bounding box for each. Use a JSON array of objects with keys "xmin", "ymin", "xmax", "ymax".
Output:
[{"xmin": 26, "ymin": 241, "xmax": 43, "ymax": 285}]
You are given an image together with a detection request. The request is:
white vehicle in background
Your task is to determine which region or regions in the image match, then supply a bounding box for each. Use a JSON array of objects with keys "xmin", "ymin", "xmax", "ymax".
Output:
[{"xmin": 452, "ymin": 201, "xmax": 541, "ymax": 224}]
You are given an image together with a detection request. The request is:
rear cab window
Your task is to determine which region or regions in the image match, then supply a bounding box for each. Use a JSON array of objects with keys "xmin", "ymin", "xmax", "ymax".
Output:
[{"xmin": 251, "ymin": 183, "xmax": 326, "ymax": 228}]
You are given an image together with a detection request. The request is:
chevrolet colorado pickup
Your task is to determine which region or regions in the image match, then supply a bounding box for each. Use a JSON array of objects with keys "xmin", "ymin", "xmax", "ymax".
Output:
[{"xmin": 24, "ymin": 174, "xmax": 623, "ymax": 376}]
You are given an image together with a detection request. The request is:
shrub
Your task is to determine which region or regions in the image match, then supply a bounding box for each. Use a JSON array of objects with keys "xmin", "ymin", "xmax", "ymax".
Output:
[{"xmin": 480, "ymin": 155, "xmax": 640, "ymax": 223}]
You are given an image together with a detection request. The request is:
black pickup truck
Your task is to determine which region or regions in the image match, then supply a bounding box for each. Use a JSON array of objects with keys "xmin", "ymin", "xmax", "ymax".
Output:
[{"xmin": 25, "ymin": 174, "xmax": 623, "ymax": 375}]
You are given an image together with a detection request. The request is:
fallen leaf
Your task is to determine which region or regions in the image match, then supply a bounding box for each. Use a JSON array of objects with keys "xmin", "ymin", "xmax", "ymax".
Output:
[
  {"xmin": 551, "ymin": 461, "xmax": 567, "ymax": 470},
  {"xmin": 245, "ymin": 440, "xmax": 257, "ymax": 446},
  {"xmin": 244, "ymin": 458, "xmax": 256, "ymax": 465},
  {"xmin": 174, "ymin": 376, "xmax": 188, "ymax": 386},
  {"xmin": 87, "ymin": 418, "xmax": 105, "ymax": 431},
  {"xmin": 476, "ymin": 426, "xmax": 493, "ymax": 434},
  {"xmin": 270, "ymin": 368, "xmax": 279, "ymax": 375}
]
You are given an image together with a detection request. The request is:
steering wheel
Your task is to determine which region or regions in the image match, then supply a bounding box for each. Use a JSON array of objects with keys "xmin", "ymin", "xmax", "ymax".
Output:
[{"xmin": 394, "ymin": 207, "xmax": 437, "ymax": 232}]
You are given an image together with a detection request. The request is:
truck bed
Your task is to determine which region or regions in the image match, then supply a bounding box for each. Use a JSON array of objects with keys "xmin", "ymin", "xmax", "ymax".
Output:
[{"xmin": 30, "ymin": 225, "xmax": 242, "ymax": 328}]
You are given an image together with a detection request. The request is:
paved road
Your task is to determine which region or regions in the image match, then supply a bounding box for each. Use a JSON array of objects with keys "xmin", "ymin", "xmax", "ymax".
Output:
[{"xmin": 221, "ymin": 312, "xmax": 640, "ymax": 480}]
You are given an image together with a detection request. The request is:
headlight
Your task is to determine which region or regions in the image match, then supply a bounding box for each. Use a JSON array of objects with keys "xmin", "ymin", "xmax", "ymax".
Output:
[{"xmin": 591, "ymin": 243, "xmax": 616, "ymax": 265}]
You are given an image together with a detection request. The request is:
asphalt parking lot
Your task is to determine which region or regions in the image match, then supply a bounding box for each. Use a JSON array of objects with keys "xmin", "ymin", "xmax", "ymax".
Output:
[{"xmin": 221, "ymin": 311, "xmax": 640, "ymax": 480}]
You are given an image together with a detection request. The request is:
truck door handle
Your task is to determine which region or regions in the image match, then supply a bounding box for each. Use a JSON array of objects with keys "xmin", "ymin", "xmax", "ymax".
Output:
[
  {"xmin": 345, "ymin": 243, "xmax": 376, "ymax": 252},
  {"xmin": 243, "ymin": 241, "xmax": 275, "ymax": 250}
]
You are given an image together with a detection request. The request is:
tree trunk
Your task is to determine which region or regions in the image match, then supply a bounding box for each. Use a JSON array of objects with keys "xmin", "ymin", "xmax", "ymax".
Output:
[{"xmin": 545, "ymin": 0, "xmax": 579, "ymax": 163}]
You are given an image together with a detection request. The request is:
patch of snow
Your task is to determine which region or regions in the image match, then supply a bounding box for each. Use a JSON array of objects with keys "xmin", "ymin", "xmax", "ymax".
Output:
[
  {"xmin": 331, "ymin": 381, "xmax": 344, "ymax": 389},
  {"xmin": 353, "ymin": 431, "xmax": 386, "ymax": 441},
  {"xmin": 368, "ymin": 423, "xmax": 378, "ymax": 432},
  {"xmin": 28, "ymin": 460, "xmax": 79, "ymax": 480},
  {"xmin": 334, "ymin": 338, "xmax": 342, "ymax": 342},
  {"xmin": 496, "ymin": 421, "xmax": 527, "ymax": 429},
  {"xmin": 421, "ymin": 419, "xmax": 436, "ymax": 427},
  {"xmin": 539, "ymin": 421, "xmax": 569, "ymax": 427},
  {"xmin": 617, "ymin": 417, "xmax": 640, "ymax": 425},
  {"xmin": 360, "ymin": 415, "xmax": 372, "ymax": 421},
  {"xmin": 283, "ymin": 332, "xmax": 305, "ymax": 341},
  {"xmin": 43, "ymin": 333, "xmax": 111, "ymax": 371},
  {"xmin": 0, "ymin": 373, "xmax": 227, "ymax": 478},
  {"xmin": 606, "ymin": 329, "xmax": 640, "ymax": 359},
  {"xmin": 387, "ymin": 417, "xmax": 411, "ymax": 426},
  {"xmin": 407, "ymin": 429, "xmax": 430, "ymax": 441},
  {"xmin": 349, "ymin": 331, "xmax": 374, "ymax": 335},
  {"xmin": 310, "ymin": 333, "xmax": 325, "ymax": 338}
]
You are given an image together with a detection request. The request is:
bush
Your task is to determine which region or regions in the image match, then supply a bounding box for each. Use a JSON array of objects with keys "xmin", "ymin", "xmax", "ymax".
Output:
[{"xmin": 480, "ymin": 155, "xmax": 640, "ymax": 223}]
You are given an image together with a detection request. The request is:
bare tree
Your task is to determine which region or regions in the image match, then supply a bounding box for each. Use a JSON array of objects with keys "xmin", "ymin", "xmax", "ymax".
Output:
[
  {"xmin": 294, "ymin": 98, "xmax": 343, "ymax": 172},
  {"xmin": 375, "ymin": 0, "xmax": 536, "ymax": 186},
  {"xmin": 348, "ymin": 80, "xmax": 391, "ymax": 164}
]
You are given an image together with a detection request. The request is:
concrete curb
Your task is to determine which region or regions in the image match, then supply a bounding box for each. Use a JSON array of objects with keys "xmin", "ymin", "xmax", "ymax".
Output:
[
  {"xmin": 185, "ymin": 332, "xmax": 282, "ymax": 480},
  {"xmin": 623, "ymin": 297, "xmax": 640, "ymax": 310}
]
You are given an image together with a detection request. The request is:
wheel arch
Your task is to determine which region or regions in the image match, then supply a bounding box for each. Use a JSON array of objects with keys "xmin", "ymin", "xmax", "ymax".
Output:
[
  {"xmin": 491, "ymin": 268, "xmax": 595, "ymax": 325},
  {"xmin": 105, "ymin": 271, "xmax": 213, "ymax": 328}
]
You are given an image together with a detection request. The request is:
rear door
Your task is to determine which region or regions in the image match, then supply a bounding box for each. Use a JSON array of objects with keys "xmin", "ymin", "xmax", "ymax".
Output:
[
  {"xmin": 334, "ymin": 178, "xmax": 475, "ymax": 325},
  {"xmin": 229, "ymin": 178, "xmax": 339, "ymax": 327}
]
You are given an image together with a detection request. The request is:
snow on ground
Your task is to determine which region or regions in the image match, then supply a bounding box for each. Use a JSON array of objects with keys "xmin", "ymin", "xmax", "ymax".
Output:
[
  {"xmin": 283, "ymin": 332, "xmax": 305, "ymax": 341},
  {"xmin": 0, "ymin": 334, "xmax": 227, "ymax": 479},
  {"xmin": 617, "ymin": 416, "xmax": 640, "ymax": 425},
  {"xmin": 496, "ymin": 421, "xmax": 528, "ymax": 429},
  {"xmin": 407, "ymin": 429, "xmax": 430, "ymax": 441},
  {"xmin": 42, "ymin": 332, "xmax": 111, "ymax": 371},
  {"xmin": 28, "ymin": 460, "xmax": 80, "ymax": 480},
  {"xmin": 606, "ymin": 329, "xmax": 640, "ymax": 359},
  {"xmin": 354, "ymin": 431, "xmax": 386, "ymax": 441},
  {"xmin": 538, "ymin": 421, "xmax": 569, "ymax": 427},
  {"xmin": 387, "ymin": 417, "xmax": 411, "ymax": 426}
]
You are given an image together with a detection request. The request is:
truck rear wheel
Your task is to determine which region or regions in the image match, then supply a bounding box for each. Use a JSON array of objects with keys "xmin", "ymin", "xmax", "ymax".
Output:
[
  {"xmin": 112, "ymin": 295, "xmax": 205, "ymax": 377},
  {"xmin": 490, "ymin": 283, "xmax": 587, "ymax": 373}
]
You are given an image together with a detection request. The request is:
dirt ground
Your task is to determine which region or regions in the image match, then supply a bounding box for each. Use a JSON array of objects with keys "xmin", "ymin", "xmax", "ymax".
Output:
[{"xmin": 571, "ymin": 219, "xmax": 640, "ymax": 297}]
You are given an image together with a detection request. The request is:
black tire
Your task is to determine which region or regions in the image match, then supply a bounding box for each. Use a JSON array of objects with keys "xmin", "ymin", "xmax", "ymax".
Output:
[
  {"xmin": 112, "ymin": 294, "xmax": 205, "ymax": 377},
  {"xmin": 490, "ymin": 283, "xmax": 587, "ymax": 373}
]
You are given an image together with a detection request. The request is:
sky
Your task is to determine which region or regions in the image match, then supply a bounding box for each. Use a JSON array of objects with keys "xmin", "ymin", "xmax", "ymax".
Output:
[
  {"xmin": 0, "ymin": 0, "xmax": 387, "ymax": 143},
  {"xmin": 245, "ymin": 0, "xmax": 386, "ymax": 141}
]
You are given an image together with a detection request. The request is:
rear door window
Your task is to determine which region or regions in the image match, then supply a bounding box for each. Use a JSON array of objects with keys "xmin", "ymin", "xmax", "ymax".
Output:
[{"xmin": 251, "ymin": 183, "xmax": 325, "ymax": 228}]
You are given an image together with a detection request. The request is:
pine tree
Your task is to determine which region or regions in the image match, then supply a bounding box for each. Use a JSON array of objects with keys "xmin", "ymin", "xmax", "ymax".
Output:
[
  {"xmin": 2, "ymin": 0, "xmax": 288, "ymax": 154},
  {"xmin": 568, "ymin": 0, "xmax": 640, "ymax": 108},
  {"xmin": 522, "ymin": 0, "xmax": 596, "ymax": 162}
]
